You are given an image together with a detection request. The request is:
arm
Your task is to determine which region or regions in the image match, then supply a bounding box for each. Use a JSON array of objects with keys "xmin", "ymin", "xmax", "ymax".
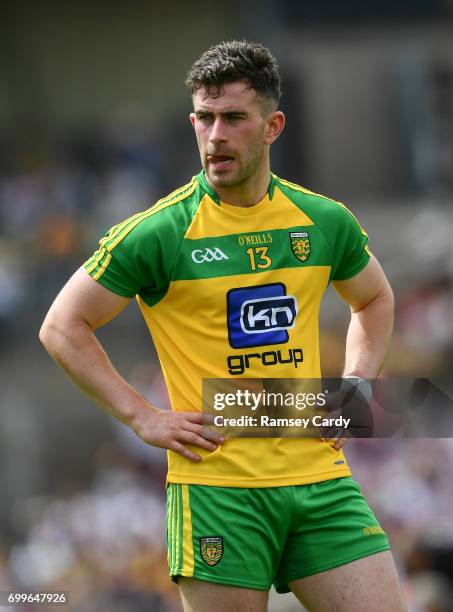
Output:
[
  {"xmin": 39, "ymin": 267, "xmax": 223, "ymax": 461},
  {"xmin": 330, "ymin": 254, "xmax": 394, "ymax": 447},
  {"xmin": 333, "ymin": 254, "xmax": 394, "ymax": 379}
]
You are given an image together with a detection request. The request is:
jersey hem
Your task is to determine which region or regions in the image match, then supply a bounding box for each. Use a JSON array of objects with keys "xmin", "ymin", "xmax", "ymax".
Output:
[{"xmin": 166, "ymin": 467, "xmax": 352, "ymax": 488}]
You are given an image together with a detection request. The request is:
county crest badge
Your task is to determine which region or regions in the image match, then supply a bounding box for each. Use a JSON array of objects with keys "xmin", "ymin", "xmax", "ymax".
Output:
[
  {"xmin": 200, "ymin": 536, "xmax": 224, "ymax": 566},
  {"xmin": 289, "ymin": 231, "xmax": 311, "ymax": 262}
]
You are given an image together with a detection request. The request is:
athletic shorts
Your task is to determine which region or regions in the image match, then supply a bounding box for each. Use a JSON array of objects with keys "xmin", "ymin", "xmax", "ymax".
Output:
[{"xmin": 166, "ymin": 477, "xmax": 390, "ymax": 593}]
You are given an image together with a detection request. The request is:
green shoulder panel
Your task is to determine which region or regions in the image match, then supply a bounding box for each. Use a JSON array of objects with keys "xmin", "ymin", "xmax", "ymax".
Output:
[
  {"xmin": 84, "ymin": 177, "xmax": 204, "ymax": 305},
  {"xmin": 275, "ymin": 177, "xmax": 370, "ymax": 281}
]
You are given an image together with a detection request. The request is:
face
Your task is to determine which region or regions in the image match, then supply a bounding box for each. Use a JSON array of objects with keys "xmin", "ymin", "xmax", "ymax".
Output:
[{"xmin": 190, "ymin": 81, "xmax": 282, "ymax": 190}]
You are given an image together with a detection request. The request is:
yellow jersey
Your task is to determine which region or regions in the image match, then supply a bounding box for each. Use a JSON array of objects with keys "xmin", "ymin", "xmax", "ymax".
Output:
[{"xmin": 84, "ymin": 171, "xmax": 370, "ymax": 487}]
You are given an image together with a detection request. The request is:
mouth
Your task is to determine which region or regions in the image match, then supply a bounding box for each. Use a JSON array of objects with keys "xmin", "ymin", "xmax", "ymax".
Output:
[{"xmin": 206, "ymin": 154, "xmax": 235, "ymax": 169}]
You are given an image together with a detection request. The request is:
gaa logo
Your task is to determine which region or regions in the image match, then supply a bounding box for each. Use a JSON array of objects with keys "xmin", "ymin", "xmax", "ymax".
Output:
[
  {"xmin": 192, "ymin": 247, "xmax": 229, "ymax": 264},
  {"xmin": 227, "ymin": 283, "xmax": 297, "ymax": 349}
]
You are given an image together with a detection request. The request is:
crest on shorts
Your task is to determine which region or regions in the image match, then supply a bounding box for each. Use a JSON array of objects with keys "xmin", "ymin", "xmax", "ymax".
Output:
[
  {"xmin": 200, "ymin": 536, "xmax": 224, "ymax": 566},
  {"xmin": 289, "ymin": 232, "xmax": 311, "ymax": 262}
]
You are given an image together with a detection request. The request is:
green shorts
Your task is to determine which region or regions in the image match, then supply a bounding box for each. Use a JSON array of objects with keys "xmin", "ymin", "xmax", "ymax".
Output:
[{"xmin": 166, "ymin": 477, "xmax": 390, "ymax": 593}]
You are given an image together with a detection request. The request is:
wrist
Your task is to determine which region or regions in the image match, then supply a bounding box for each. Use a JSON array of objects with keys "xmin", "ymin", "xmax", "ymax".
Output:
[
  {"xmin": 123, "ymin": 398, "xmax": 159, "ymax": 433},
  {"xmin": 341, "ymin": 376, "xmax": 373, "ymax": 403}
]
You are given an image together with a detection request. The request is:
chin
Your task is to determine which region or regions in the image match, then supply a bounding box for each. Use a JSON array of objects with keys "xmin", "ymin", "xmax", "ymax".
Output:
[
  {"xmin": 210, "ymin": 177, "xmax": 233, "ymax": 188},
  {"xmin": 207, "ymin": 170, "xmax": 239, "ymax": 188}
]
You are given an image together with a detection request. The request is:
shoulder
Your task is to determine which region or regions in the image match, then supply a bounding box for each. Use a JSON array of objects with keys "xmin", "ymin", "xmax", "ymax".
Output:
[
  {"xmin": 101, "ymin": 176, "xmax": 205, "ymax": 252},
  {"xmin": 273, "ymin": 174, "xmax": 358, "ymax": 224}
]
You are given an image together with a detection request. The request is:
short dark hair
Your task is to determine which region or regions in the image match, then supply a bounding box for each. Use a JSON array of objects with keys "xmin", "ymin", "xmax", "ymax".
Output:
[{"xmin": 186, "ymin": 40, "xmax": 281, "ymax": 109}]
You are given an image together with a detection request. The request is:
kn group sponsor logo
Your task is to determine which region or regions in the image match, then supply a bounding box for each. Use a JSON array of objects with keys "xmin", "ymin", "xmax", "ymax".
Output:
[
  {"xmin": 227, "ymin": 283, "xmax": 297, "ymax": 349},
  {"xmin": 191, "ymin": 247, "xmax": 229, "ymax": 264}
]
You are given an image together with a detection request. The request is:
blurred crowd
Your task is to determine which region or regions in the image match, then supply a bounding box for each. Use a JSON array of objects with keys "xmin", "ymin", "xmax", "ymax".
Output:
[
  {"xmin": 349, "ymin": 439, "xmax": 453, "ymax": 612},
  {"xmin": 0, "ymin": 363, "xmax": 179, "ymax": 612},
  {"xmin": 1, "ymin": 458, "xmax": 177, "ymax": 612},
  {"xmin": 0, "ymin": 124, "xmax": 165, "ymax": 328}
]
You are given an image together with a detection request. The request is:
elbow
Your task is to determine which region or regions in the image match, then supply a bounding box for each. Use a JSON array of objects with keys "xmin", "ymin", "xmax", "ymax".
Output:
[
  {"xmin": 383, "ymin": 283, "xmax": 395, "ymax": 315},
  {"xmin": 372, "ymin": 286, "xmax": 395, "ymax": 330},
  {"xmin": 373, "ymin": 286, "xmax": 395, "ymax": 319},
  {"xmin": 352, "ymin": 283, "xmax": 394, "ymax": 316},
  {"xmin": 39, "ymin": 314, "xmax": 59, "ymax": 354},
  {"xmin": 39, "ymin": 310, "xmax": 70, "ymax": 357},
  {"xmin": 40, "ymin": 310, "xmax": 90, "ymax": 358}
]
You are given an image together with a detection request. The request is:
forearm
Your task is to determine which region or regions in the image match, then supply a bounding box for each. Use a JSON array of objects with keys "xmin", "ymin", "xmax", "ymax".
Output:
[
  {"xmin": 39, "ymin": 269, "xmax": 222, "ymax": 461},
  {"xmin": 39, "ymin": 317, "xmax": 152, "ymax": 427},
  {"xmin": 343, "ymin": 292, "xmax": 394, "ymax": 379}
]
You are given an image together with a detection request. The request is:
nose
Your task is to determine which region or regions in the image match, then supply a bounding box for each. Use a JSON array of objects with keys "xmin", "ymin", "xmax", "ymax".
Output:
[{"xmin": 209, "ymin": 117, "xmax": 227, "ymax": 144}]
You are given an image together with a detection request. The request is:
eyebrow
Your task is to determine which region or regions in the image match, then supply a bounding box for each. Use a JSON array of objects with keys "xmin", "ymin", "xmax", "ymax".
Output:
[{"xmin": 194, "ymin": 110, "xmax": 248, "ymax": 118}]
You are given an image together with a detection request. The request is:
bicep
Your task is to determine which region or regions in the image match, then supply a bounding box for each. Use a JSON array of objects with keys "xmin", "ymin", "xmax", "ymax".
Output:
[
  {"xmin": 45, "ymin": 267, "xmax": 131, "ymax": 330},
  {"xmin": 332, "ymin": 254, "xmax": 393, "ymax": 312}
]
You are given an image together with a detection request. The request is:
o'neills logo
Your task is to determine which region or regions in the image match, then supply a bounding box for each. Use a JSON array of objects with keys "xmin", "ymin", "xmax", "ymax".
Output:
[
  {"xmin": 227, "ymin": 348, "xmax": 304, "ymax": 375},
  {"xmin": 238, "ymin": 232, "xmax": 272, "ymax": 246}
]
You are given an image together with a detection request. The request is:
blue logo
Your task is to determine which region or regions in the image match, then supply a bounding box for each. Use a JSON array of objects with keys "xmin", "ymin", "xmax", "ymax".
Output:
[{"xmin": 227, "ymin": 283, "xmax": 297, "ymax": 349}]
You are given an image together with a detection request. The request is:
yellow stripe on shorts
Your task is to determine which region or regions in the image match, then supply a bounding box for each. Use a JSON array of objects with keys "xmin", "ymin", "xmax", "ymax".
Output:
[
  {"xmin": 172, "ymin": 485, "xmax": 178, "ymax": 573},
  {"xmin": 167, "ymin": 483, "xmax": 194, "ymax": 576},
  {"xmin": 166, "ymin": 484, "xmax": 173, "ymax": 569},
  {"xmin": 175, "ymin": 484, "xmax": 181, "ymax": 572},
  {"xmin": 181, "ymin": 484, "xmax": 194, "ymax": 575}
]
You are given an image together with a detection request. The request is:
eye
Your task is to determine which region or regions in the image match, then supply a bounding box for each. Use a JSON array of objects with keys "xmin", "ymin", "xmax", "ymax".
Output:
[
  {"xmin": 196, "ymin": 113, "xmax": 213, "ymax": 123},
  {"xmin": 227, "ymin": 114, "xmax": 244, "ymax": 122}
]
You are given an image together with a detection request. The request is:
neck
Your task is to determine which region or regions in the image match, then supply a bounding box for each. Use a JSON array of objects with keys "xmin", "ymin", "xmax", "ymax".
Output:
[{"xmin": 206, "ymin": 158, "xmax": 271, "ymax": 207}]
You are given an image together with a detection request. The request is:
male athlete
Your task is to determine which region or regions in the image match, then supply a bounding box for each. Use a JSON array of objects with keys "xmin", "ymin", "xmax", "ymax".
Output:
[{"xmin": 40, "ymin": 41, "xmax": 406, "ymax": 611}]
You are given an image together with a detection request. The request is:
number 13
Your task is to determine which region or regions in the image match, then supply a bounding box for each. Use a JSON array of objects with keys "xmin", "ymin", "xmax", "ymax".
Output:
[{"xmin": 246, "ymin": 246, "xmax": 272, "ymax": 270}]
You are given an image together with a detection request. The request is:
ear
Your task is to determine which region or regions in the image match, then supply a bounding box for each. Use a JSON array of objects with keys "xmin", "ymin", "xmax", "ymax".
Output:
[
  {"xmin": 264, "ymin": 111, "xmax": 285, "ymax": 145},
  {"xmin": 189, "ymin": 112, "xmax": 196, "ymax": 128}
]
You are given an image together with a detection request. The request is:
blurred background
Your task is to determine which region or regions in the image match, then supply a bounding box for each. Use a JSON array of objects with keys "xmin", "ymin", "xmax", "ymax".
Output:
[{"xmin": 1, "ymin": 1, "xmax": 453, "ymax": 610}]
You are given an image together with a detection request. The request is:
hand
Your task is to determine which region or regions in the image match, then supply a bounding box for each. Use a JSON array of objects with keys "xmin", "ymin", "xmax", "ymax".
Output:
[
  {"xmin": 332, "ymin": 434, "xmax": 350, "ymax": 451},
  {"xmin": 319, "ymin": 378, "xmax": 374, "ymax": 450},
  {"xmin": 131, "ymin": 408, "xmax": 224, "ymax": 462},
  {"xmin": 318, "ymin": 389, "xmax": 352, "ymax": 450}
]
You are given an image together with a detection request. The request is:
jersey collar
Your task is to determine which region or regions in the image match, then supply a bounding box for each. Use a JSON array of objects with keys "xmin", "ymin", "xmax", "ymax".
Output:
[{"xmin": 196, "ymin": 170, "xmax": 276, "ymax": 206}]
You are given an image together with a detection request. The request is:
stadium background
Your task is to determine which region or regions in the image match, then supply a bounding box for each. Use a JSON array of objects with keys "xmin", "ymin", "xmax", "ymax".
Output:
[{"xmin": 1, "ymin": 1, "xmax": 453, "ymax": 610}]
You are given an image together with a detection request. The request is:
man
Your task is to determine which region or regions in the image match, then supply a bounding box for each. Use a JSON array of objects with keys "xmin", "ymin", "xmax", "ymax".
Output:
[{"xmin": 40, "ymin": 41, "xmax": 406, "ymax": 611}]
